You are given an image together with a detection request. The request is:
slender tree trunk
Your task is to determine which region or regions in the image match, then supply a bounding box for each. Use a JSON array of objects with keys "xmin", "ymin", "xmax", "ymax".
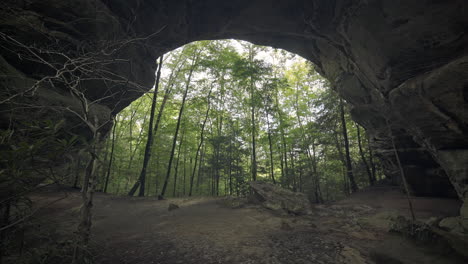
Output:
[
  {"xmin": 72, "ymin": 129, "xmax": 101, "ymax": 264},
  {"xmin": 172, "ymin": 126, "xmax": 186, "ymax": 197},
  {"xmin": 127, "ymin": 107, "xmax": 150, "ymax": 182},
  {"xmin": 333, "ymin": 126, "xmax": 349, "ymax": 195},
  {"xmin": 104, "ymin": 117, "xmax": 117, "ymax": 193},
  {"xmin": 189, "ymin": 88, "xmax": 212, "ymax": 196},
  {"xmin": 160, "ymin": 53, "xmax": 199, "ymax": 198},
  {"xmin": 183, "ymin": 156, "xmax": 188, "ymax": 196},
  {"xmin": 236, "ymin": 157, "xmax": 241, "ymax": 196},
  {"xmin": 123, "ymin": 101, "xmax": 141, "ymax": 177},
  {"xmin": 298, "ymin": 164, "xmax": 303, "ymax": 192},
  {"xmin": 274, "ymin": 85, "xmax": 289, "ymax": 183},
  {"xmin": 250, "ymin": 93, "xmax": 257, "ymax": 182},
  {"xmin": 196, "ymin": 143, "xmax": 206, "ymax": 194},
  {"xmin": 356, "ymin": 124, "xmax": 374, "ymax": 186},
  {"xmin": 128, "ymin": 56, "xmax": 164, "ymax": 196},
  {"xmin": 228, "ymin": 131, "xmax": 233, "ymax": 195},
  {"xmin": 99, "ymin": 136, "xmax": 110, "ymax": 187},
  {"xmin": 153, "ymin": 82, "xmax": 175, "ymax": 137},
  {"xmin": 294, "ymin": 85, "xmax": 321, "ymax": 201},
  {"xmin": 279, "ymin": 121, "xmax": 288, "ymax": 182},
  {"xmin": 311, "ymin": 141, "xmax": 323, "ymax": 203},
  {"xmin": 248, "ymin": 47, "xmax": 257, "ymax": 182},
  {"xmin": 278, "ymin": 144, "xmax": 285, "ymax": 181},
  {"xmin": 289, "ymin": 150, "xmax": 296, "ymax": 191},
  {"xmin": 266, "ymin": 115, "xmax": 276, "ymax": 184},
  {"xmin": 339, "ymin": 98, "xmax": 358, "ymax": 192}
]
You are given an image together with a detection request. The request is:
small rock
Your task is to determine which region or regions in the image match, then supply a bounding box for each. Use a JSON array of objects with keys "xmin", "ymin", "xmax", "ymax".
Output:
[{"xmin": 168, "ymin": 203, "xmax": 179, "ymax": 211}]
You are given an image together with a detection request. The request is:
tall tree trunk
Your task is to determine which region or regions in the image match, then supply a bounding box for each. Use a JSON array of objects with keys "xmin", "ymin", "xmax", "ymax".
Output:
[
  {"xmin": 250, "ymin": 87, "xmax": 257, "ymax": 182},
  {"xmin": 103, "ymin": 117, "xmax": 117, "ymax": 193},
  {"xmin": 153, "ymin": 80, "xmax": 175, "ymax": 137},
  {"xmin": 311, "ymin": 141, "xmax": 323, "ymax": 203},
  {"xmin": 339, "ymin": 98, "xmax": 358, "ymax": 192},
  {"xmin": 128, "ymin": 55, "xmax": 164, "ymax": 196},
  {"xmin": 298, "ymin": 163, "xmax": 303, "ymax": 192},
  {"xmin": 278, "ymin": 144, "xmax": 285, "ymax": 180},
  {"xmin": 172, "ymin": 126, "xmax": 186, "ymax": 197},
  {"xmin": 215, "ymin": 75, "xmax": 226, "ymax": 196},
  {"xmin": 289, "ymin": 149, "xmax": 296, "ymax": 191},
  {"xmin": 183, "ymin": 156, "xmax": 188, "ymax": 196},
  {"xmin": 72, "ymin": 129, "xmax": 101, "ymax": 264},
  {"xmin": 333, "ymin": 125, "xmax": 349, "ymax": 195},
  {"xmin": 356, "ymin": 123, "xmax": 374, "ymax": 186},
  {"xmin": 236, "ymin": 157, "xmax": 240, "ymax": 196},
  {"xmin": 294, "ymin": 85, "xmax": 321, "ymax": 201},
  {"xmin": 189, "ymin": 88, "xmax": 212, "ymax": 196},
  {"xmin": 266, "ymin": 115, "xmax": 276, "ymax": 184},
  {"xmin": 228, "ymin": 129, "xmax": 233, "ymax": 195},
  {"xmin": 249, "ymin": 47, "xmax": 257, "ymax": 182},
  {"xmin": 127, "ymin": 106, "xmax": 150, "ymax": 183},
  {"xmin": 196, "ymin": 143, "xmax": 206, "ymax": 194},
  {"xmin": 160, "ymin": 53, "xmax": 198, "ymax": 198},
  {"xmin": 124, "ymin": 100, "xmax": 142, "ymax": 177},
  {"xmin": 275, "ymin": 88, "xmax": 288, "ymax": 183},
  {"xmin": 250, "ymin": 107, "xmax": 257, "ymax": 182}
]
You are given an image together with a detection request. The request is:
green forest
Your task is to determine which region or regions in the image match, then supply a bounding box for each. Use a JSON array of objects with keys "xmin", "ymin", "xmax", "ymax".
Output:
[{"xmin": 86, "ymin": 40, "xmax": 381, "ymax": 202}]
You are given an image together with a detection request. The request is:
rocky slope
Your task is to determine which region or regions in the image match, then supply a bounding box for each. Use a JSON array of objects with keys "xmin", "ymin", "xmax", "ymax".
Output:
[{"xmin": 1, "ymin": 0, "xmax": 467, "ymax": 219}]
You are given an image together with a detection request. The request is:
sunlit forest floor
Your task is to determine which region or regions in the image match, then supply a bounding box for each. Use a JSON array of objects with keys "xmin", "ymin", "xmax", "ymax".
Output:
[{"xmin": 29, "ymin": 186, "xmax": 463, "ymax": 264}]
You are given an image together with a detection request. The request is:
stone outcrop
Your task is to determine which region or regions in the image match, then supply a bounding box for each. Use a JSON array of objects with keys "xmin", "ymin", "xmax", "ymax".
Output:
[
  {"xmin": 249, "ymin": 181, "xmax": 312, "ymax": 215},
  {"xmin": 390, "ymin": 215, "xmax": 468, "ymax": 259},
  {"xmin": 1, "ymin": 1, "xmax": 468, "ymax": 208}
]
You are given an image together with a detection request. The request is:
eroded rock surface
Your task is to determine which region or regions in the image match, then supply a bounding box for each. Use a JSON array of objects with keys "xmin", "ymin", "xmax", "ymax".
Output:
[
  {"xmin": 249, "ymin": 181, "xmax": 312, "ymax": 215},
  {"xmin": 1, "ymin": 1, "xmax": 468, "ymax": 208}
]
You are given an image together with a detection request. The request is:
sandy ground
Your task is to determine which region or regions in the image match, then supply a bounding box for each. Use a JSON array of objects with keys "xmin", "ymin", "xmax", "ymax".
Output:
[{"xmin": 28, "ymin": 185, "xmax": 464, "ymax": 264}]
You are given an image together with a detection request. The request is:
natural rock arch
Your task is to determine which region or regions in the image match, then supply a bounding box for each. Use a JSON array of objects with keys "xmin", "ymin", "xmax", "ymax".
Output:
[{"xmin": 1, "ymin": 0, "xmax": 467, "ymax": 210}]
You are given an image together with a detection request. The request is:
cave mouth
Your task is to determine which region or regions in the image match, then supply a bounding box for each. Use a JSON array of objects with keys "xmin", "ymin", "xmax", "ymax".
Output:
[
  {"xmin": 2, "ymin": 1, "xmax": 468, "ymax": 262},
  {"xmin": 100, "ymin": 38, "xmax": 382, "ymax": 201},
  {"xmin": 1, "ymin": 0, "xmax": 462, "ymax": 202}
]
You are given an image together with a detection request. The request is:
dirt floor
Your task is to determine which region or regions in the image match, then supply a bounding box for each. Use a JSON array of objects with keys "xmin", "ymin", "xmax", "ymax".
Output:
[{"xmin": 27, "ymin": 185, "xmax": 465, "ymax": 264}]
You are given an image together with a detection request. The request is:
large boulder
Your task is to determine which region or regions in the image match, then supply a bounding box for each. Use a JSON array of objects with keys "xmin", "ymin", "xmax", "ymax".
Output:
[{"xmin": 249, "ymin": 181, "xmax": 311, "ymax": 215}]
